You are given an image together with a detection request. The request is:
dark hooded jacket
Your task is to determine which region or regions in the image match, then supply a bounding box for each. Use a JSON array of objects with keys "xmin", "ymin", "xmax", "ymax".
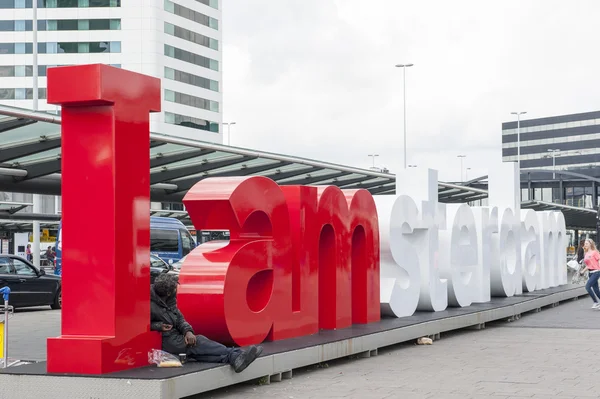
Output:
[{"xmin": 150, "ymin": 285, "xmax": 194, "ymax": 354}]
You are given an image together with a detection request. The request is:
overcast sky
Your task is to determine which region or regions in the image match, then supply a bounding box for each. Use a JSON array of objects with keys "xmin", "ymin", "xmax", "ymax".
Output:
[{"xmin": 221, "ymin": 0, "xmax": 600, "ymax": 182}]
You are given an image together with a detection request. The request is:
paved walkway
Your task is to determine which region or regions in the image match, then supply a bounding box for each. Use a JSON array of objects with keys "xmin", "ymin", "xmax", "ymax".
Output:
[
  {"xmin": 201, "ymin": 296, "xmax": 600, "ymax": 399},
  {"xmin": 6, "ymin": 307, "xmax": 59, "ymax": 361},
  {"xmin": 7, "ymin": 294, "xmax": 600, "ymax": 399}
]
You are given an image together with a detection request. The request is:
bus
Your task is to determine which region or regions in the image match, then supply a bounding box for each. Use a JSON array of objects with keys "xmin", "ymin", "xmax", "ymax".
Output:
[{"xmin": 54, "ymin": 217, "xmax": 195, "ymax": 275}]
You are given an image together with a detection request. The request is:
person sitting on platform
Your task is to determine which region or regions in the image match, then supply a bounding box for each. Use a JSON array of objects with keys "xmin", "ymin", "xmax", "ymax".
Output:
[{"xmin": 150, "ymin": 274, "xmax": 263, "ymax": 373}]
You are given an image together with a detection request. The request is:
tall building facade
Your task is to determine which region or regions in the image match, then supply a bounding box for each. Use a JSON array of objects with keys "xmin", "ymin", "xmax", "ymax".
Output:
[
  {"xmin": 0, "ymin": 0, "xmax": 223, "ymax": 142},
  {"xmin": 0, "ymin": 0, "xmax": 223, "ymax": 227},
  {"xmin": 502, "ymin": 110, "xmax": 600, "ymax": 171}
]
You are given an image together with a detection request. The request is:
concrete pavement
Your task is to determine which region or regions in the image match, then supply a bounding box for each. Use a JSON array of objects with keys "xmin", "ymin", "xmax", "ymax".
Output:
[
  {"xmin": 200, "ymin": 296, "xmax": 600, "ymax": 399},
  {"xmin": 7, "ymin": 295, "xmax": 600, "ymax": 398},
  {"xmin": 7, "ymin": 307, "xmax": 59, "ymax": 361}
]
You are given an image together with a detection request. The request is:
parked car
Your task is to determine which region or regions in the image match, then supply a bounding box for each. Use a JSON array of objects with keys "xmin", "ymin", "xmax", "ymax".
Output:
[
  {"xmin": 0, "ymin": 255, "xmax": 61, "ymax": 309},
  {"xmin": 150, "ymin": 254, "xmax": 178, "ymax": 283},
  {"xmin": 171, "ymin": 255, "xmax": 186, "ymax": 272}
]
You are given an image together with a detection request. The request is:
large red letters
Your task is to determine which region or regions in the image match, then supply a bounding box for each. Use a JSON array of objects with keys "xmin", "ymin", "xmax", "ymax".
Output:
[
  {"xmin": 46, "ymin": 65, "xmax": 161, "ymax": 374},
  {"xmin": 178, "ymin": 177, "xmax": 380, "ymax": 346},
  {"xmin": 44, "ymin": 65, "xmax": 380, "ymax": 374}
]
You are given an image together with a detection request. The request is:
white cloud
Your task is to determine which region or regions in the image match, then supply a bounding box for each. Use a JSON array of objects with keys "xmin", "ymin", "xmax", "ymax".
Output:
[{"xmin": 222, "ymin": 0, "xmax": 600, "ymax": 182}]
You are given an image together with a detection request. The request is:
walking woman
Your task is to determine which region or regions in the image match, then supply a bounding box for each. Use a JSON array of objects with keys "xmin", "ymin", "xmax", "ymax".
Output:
[
  {"xmin": 572, "ymin": 239, "xmax": 589, "ymax": 285},
  {"xmin": 583, "ymin": 239, "xmax": 600, "ymax": 308}
]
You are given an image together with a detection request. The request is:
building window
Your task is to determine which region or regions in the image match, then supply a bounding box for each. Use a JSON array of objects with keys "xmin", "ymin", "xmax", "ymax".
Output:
[
  {"xmin": 42, "ymin": 0, "xmax": 121, "ymax": 7},
  {"xmin": 195, "ymin": 0, "xmax": 218, "ymax": 9},
  {"xmin": 164, "ymin": 22, "xmax": 218, "ymax": 50},
  {"xmin": 0, "ymin": 88, "xmax": 47, "ymax": 100},
  {"xmin": 164, "ymin": 0, "xmax": 218, "ymax": 30},
  {"xmin": 164, "ymin": 67, "xmax": 219, "ymax": 92},
  {"xmin": 164, "ymin": 89, "xmax": 219, "ymax": 112},
  {"xmin": 0, "ymin": 21, "xmax": 14, "ymax": 31},
  {"xmin": 1, "ymin": 65, "xmax": 48, "ymax": 76},
  {"xmin": 0, "ymin": 66, "xmax": 14, "ymax": 77},
  {"xmin": 55, "ymin": 41, "xmax": 120, "ymax": 53},
  {"xmin": 164, "ymin": 112, "xmax": 219, "ymax": 133},
  {"xmin": 0, "ymin": 42, "xmax": 118, "ymax": 54},
  {"xmin": 0, "ymin": 88, "xmax": 15, "ymax": 99},
  {"xmin": 164, "ymin": 44, "xmax": 218, "ymax": 71},
  {"xmin": 46, "ymin": 19, "xmax": 120, "ymax": 30},
  {"xmin": 0, "ymin": 20, "xmax": 46, "ymax": 31}
]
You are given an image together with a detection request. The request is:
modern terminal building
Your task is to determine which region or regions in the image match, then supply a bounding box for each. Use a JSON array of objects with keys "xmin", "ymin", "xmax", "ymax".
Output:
[
  {"xmin": 497, "ymin": 111, "xmax": 600, "ymax": 243},
  {"xmin": 501, "ymin": 111, "xmax": 600, "ymax": 205},
  {"xmin": 502, "ymin": 110, "xmax": 600, "ymax": 172},
  {"xmin": 0, "ymin": 0, "xmax": 223, "ymax": 226}
]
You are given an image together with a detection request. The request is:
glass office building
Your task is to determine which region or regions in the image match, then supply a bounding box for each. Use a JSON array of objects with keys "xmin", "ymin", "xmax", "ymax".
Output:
[
  {"xmin": 0, "ymin": 0, "xmax": 223, "ymax": 143},
  {"xmin": 502, "ymin": 110, "xmax": 600, "ymax": 171}
]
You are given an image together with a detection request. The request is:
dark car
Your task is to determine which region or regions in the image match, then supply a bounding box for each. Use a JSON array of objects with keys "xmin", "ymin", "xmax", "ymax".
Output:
[
  {"xmin": 150, "ymin": 254, "xmax": 175, "ymax": 284},
  {"xmin": 0, "ymin": 255, "xmax": 61, "ymax": 309}
]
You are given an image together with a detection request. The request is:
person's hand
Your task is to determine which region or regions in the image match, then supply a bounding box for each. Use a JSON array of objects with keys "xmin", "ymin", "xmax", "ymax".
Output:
[
  {"xmin": 184, "ymin": 331, "xmax": 196, "ymax": 346},
  {"xmin": 161, "ymin": 324, "xmax": 173, "ymax": 332}
]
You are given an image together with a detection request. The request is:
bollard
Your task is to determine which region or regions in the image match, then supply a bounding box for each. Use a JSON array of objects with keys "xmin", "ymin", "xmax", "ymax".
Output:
[{"xmin": 0, "ymin": 286, "xmax": 11, "ymax": 368}]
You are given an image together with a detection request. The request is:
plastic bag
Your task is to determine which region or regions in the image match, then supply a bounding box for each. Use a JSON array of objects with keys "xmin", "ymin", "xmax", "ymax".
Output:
[
  {"xmin": 567, "ymin": 260, "xmax": 580, "ymax": 271},
  {"xmin": 148, "ymin": 349, "xmax": 183, "ymax": 368}
]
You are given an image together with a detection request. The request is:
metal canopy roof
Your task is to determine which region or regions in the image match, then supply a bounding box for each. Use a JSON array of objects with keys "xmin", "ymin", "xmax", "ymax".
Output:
[
  {"xmin": 0, "ymin": 104, "xmax": 485, "ymax": 204},
  {"xmin": 0, "ymin": 105, "xmax": 597, "ymax": 231},
  {"xmin": 0, "ymin": 220, "xmax": 59, "ymax": 232},
  {"xmin": 521, "ymin": 200, "xmax": 597, "ymax": 230}
]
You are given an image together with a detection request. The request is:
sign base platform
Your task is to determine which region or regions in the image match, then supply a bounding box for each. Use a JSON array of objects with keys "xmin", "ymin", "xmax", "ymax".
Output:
[{"xmin": 0, "ymin": 285, "xmax": 586, "ymax": 399}]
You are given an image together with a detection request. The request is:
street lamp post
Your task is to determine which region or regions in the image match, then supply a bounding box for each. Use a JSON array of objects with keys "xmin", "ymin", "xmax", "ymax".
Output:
[
  {"xmin": 32, "ymin": 0, "xmax": 41, "ymax": 269},
  {"xmin": 547, "ymin": 149, "xmax": 560, "ymax": 179},
  {"xmin": 368, "ymin": 154, "xmax": 380, "ymax": 169},
  {"xmin": 457, "ymin": 154, "xmax": 466, "ymax": 182},
  {"xmin": 395, "ymin": 63, "xmax": 414, "ymax": 169},
  {"xmin": 223, "ymin": 122, "xmax": 236, "ymax": 146},
  {"xmin": 408, "ymin": 164, "xmax": 418, "ymax": 168},
  {"xmin": 466, "ymin": 167, "xmax": 472, "ymax": 181},
  {"xmin": 510, "ymin": 111, "xmax": 527, "ymax": 167}
]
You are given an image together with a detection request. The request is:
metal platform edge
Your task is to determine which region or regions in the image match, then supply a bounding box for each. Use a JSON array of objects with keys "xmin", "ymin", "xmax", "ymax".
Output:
[{"xmin": 0, "ymin": 286, "xmax": 587, "ymax": 399}]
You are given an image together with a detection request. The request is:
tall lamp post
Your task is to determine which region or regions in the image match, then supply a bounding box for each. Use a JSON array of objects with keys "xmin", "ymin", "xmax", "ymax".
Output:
[
  {"xmin": 547, "ymin": 149, "xmax": 560, "ymax": 179},
  {"xmin": 368, "ymin": 154, "xmax": 380, "ymax": 170},
  {"xmin": 223, "ymin": 122, "xmax": 236, "ymax": 146},
  {"xmin": 32, "ymin": 0, "xmax": 40, "ymax": 268},
  {"xmin": 395, "ymin": 63, "xmax": 414, "ymax": 169},
  {"xmin": 466, "ymin": 167, "xmax": 472, "ymax": 181},
  {"xmin": 510, "ymin": 111, "xmax": 527, "ymax": 167},
  {"xmin": 457, "ymin": 154, "xmax": 466, "ymax": 182}
]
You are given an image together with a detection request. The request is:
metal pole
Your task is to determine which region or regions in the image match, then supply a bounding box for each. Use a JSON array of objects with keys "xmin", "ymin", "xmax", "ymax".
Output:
[
  {"xmin": 516, "ymin": 113, "xmax": 520, "ymax": 166},
  {"xmin": 227, "ymin": 124, "xmax": 231, "ymax": 146},
  {"xmin": 3, "ymin": 297, "xmax": 8, "ymax": 368},
  {"xmin": 0, "ymin": 287, "xmax": 10, "ymax": 368},
  {"xmin": 32, "ymin": 0, "xmax": 41, "ymax": 269},
  {"xmin": 511, "ymin": 112, "xmax": 526, "ymax": 168},
  {"xmin": 457, "ymin": 155, "xmax": 466, "ymax": 182},
  {"xmin": 367, "ymin": 154, "xmax": 379, "ymax": 170},
  {"xmin": 33, "ymin": 194, "xmax": 41, "ymax": 268},
  {"xmin": 403, "ymin": 66, "xmax": 407, "ymax": 170},
  {"xmin": 32, "ymin": 0, "xmax": 38, "ymax": 112}
]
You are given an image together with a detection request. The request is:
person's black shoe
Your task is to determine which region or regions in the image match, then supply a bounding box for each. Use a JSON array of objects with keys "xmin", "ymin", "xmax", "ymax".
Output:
[{"xmin": 232, "ymin": 345, "xmax": 263, "ymax": 373}]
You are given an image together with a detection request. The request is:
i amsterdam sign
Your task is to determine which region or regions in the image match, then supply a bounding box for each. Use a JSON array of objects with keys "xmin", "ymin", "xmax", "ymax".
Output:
[{"xmin": 45, "ymin": 65, "xmax": 567, "ymax": 375}]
